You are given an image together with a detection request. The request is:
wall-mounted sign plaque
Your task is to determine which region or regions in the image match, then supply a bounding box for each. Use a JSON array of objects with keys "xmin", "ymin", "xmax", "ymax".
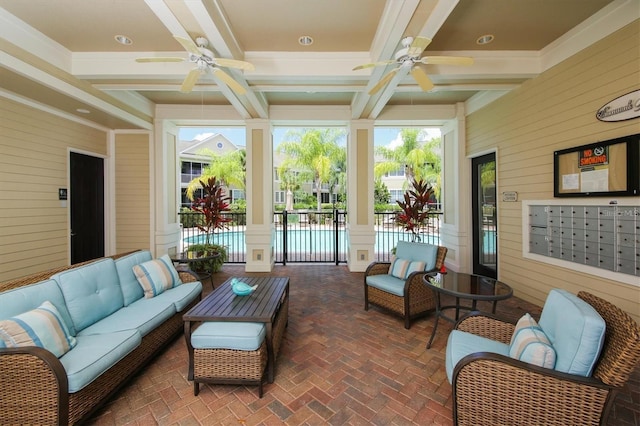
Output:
[{"xmin": 596, "ymin": 89, "xmax": 640, "ymax": 122}]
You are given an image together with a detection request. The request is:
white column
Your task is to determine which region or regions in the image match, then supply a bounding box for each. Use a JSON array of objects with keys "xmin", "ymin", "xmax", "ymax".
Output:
[
  {"xmin": 245, "ymin": 119, "xmax": 275, "ymax": 272},
  {"xmin": 346, "ymin": 120, "xmax": 376, "ymax": 271},
  {"xmin": 151, "ymin": 118, "xmax": 181, "ymax": 257},
  {"xmin": 440, "ymin": 103, "xmax": 472, "ymax": 272}
]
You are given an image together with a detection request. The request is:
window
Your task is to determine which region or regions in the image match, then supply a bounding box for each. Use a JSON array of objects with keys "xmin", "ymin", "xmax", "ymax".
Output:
[
  {"xmin": 231, "ymin": 189, "xmax": 245, "ymax": 202},
  {"xmin": 390, "ymin": 190, "xmax": 403, "ymax": 202},
  {"xmin": 385, "ymin": 168, "xmax": 405, "ymax": 177}
]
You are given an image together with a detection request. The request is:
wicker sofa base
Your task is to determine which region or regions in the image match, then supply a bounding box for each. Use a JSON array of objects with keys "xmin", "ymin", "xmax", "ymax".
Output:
[
  {"xmin": 0, "ymin": 254, "xmax": 201, "ymax": 426},
  {"xmin": 194, "ymin": 340, "xmax": 268, "ymax": 397},
  {"xmin": 69, "ymin": 303, "xmax": 195, "ymax": 424},
  {"xmin": 367, "ymin": 285, "xmax": 434, "ymax": 325}
]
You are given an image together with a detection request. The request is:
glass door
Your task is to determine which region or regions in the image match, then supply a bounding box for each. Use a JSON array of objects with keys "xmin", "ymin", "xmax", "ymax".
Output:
[{"xmin": 472, "ymin": 153, "xmax": 497, "ymax": 278}]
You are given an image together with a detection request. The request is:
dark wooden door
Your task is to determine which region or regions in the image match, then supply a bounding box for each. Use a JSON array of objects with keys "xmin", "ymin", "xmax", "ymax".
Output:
[
  {"xmin": 70, "ymin": 152, "xmax": 104, "ymax": 263},
  {"xmin": 472, "ymin": 153, "xmax": 497, "ymax": 278}
]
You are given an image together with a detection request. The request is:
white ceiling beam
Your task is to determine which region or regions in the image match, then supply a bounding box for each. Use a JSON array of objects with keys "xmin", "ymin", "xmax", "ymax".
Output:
[
  {"xmin": 186, "ymin": 0, "xmax": 268, "ymax": 118},
  {"xmin": 143, "ymin": 0, "xmax": 257, "ymax": 118},
  {"xmin": 0, "ymin": 50, "xmax": 152, "ymax": 129},
  {"xmin": 143, "ymin": 0, "xmax": 191, "ymax": 39},
  {"xmin": 366, "ymin": 0, "xmax": 461, "ymax": 119},
  {"xmin": 351, "ymin": 0, "xmax": 421, "ymax": 119},
  {"xmin": 185, "ymin": 0, "xmax": 242, "ymax": 60}
]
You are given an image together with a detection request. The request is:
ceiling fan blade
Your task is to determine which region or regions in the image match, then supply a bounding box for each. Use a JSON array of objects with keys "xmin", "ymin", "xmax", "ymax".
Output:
[
  {"xmin": 407, "ymin": 36, "xmax": 432, "ymax": 57},
  {"xmin": 368, "ymin": 68, "xmax": 399, "ymax": 95},
  {"xmin": 212, "ymin": 68, "xmax": 247, "ymax": 95},
  {"xmin": 136, "ymin": 57, "xmax": 184, "ymax": 63},
  {"xmin": 419, "ymin": 56, "xmax": 474, "ymax": 66},
  {"xmin": 180, "ymin": 68, "xmax": 201, "ymax": 93},
  {"xmin": 173, "ymin": 35, "xmax": 202, "ymax": 56},
  {"xmin": 410, "ymin": 67, "xmax": 434, "ymax": 92},
  {"xmin": 353, "ymin": 60, "xmax": 396, "ymax": 71},
  {"xmin": 213, "ymin": 58, "xmax": 255, "ymax": 71}
]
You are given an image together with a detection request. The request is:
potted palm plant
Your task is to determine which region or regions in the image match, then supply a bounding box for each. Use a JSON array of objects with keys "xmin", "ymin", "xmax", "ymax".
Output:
[
  {"xmin": 188, "ymin": 177, "xmax": 232, "ymax": 272},
  {"xmin": 395, "ymin": 178, "xmax": 434, "ymax": 242}
]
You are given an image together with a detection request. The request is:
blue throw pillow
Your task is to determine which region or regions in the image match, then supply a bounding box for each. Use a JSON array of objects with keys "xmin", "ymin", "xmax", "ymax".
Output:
[
  {"xmin": 133, "ymin": 254, "xmax": 182, "ymax": 298},
  {"xmin": 509, "ymin": 313, "xmax": 556, "ymax": 369},
  {"xmin": 0, "ymin": 301, "xmax": 77, "ymax": 358}
]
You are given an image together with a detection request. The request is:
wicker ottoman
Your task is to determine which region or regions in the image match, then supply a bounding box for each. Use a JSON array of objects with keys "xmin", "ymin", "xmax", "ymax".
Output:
[{"xmin": 191, "ymin": 322, "xmax": 268, "ymax": 397}]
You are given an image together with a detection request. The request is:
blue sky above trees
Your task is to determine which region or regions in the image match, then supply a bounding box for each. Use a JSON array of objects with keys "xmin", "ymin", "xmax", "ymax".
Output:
[{"xmin": 178, "ymin": 127, "xmax": 440, "ymax": 148}]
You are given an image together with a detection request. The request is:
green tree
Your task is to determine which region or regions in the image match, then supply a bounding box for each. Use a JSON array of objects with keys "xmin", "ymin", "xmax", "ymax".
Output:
[
  {"xmin": 276, "ymin": 128, "xmax": 346, "ymax": 210},
  {"xmin": 185, "ymin": 148, "xmax": 245, "ymax": 200},
  {"xmin": 374, "ymin": 179, "xmax": 390, "ymax": 205},
  {"xmin": 375, "ymin": 129, "xmax": 441, "ymax": 199}
]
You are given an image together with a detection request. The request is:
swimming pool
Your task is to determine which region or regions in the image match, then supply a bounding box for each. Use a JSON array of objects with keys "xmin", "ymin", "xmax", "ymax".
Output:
[{"xmin": 184, "ymin": 228, "xmax": 441, "ymax": 259}]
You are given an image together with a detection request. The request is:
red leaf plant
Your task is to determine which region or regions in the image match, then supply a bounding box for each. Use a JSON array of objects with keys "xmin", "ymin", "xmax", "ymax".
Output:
[
  {"xmin": 395, "ymin": 178, "xmax": 434, "ymax": 242},
  {"xmin": 191, "ymin": 177, "xmax": 232, "ymax": 247}
]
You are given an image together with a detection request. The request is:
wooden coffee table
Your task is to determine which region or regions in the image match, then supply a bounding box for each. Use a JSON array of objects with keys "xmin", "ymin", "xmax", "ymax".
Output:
[
  {"xmin": 422, "ymin": 271, "xmax": 512, "ymax": 349},
  {"xmin": 183, "ymin": 276, "xmax": 289, "ymax": 391}
]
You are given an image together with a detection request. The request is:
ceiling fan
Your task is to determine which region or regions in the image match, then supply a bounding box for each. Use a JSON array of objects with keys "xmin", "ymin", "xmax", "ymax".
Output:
[
  {"xmin": 353, "ymin": 36, "xmax": 474, "ymax": 95},
  {"xmin": 136, "ymin": 35, "xmax": 254, "ymax": 95}
]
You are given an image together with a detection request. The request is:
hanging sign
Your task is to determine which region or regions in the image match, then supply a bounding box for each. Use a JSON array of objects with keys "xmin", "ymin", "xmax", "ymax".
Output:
[{"xmin": 596, "ymin": 89, "xmax": 640, "ymax": 122}]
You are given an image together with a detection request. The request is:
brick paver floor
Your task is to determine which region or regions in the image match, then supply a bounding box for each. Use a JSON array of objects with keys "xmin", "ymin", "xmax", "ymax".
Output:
[{"xmin": 88, "ymin": 264, "xmax": 639, "ymax": 425}]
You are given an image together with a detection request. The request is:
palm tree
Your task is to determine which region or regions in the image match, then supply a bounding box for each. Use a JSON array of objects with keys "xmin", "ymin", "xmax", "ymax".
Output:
[
  {"xmin": 375, "ymin": 128, "xmax": 441, "ymax": 198},
  {"xmin": 185, "ymin": 149, "xmax": 246, "ymax": 201},
  {"xmin": 276, "ymin": 128, "xmax": 346, "ymax": 210}
]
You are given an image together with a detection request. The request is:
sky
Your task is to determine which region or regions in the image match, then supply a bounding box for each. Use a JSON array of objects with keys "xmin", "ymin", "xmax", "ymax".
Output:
[{"xmin": 178, "ymin": 126, "xmax": 441, "ymax": 148}]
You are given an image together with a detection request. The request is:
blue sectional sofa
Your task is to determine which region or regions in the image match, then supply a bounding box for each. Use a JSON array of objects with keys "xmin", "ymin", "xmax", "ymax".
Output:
[{"xmin": 0, "ymin": 250, "xmax": 203, "ymax": 425}]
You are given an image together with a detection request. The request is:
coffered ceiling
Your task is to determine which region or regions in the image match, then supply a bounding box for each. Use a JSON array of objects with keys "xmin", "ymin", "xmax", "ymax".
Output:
[{"xmin": 0, "ymin": 0, "xmax": 633, "ymax": 129}]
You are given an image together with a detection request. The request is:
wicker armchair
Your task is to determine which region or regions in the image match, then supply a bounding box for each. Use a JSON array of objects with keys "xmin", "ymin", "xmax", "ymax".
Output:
[
  {"xmin": 450, "ymin": 291, "xmax": 640, "ymax": 426},
  {"xmin": 364, "ymin": 243, "xmax": 447, "ymax": 329}
]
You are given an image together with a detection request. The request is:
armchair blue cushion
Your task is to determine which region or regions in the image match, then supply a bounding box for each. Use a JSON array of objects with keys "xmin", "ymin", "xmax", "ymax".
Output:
[
  {"xmin": 538, "ymin": 289, "xmax": 606, "ymax": 376},
  {"xmin": 395, "ymin": 241, "xmax": 439, "ymax": 271}
]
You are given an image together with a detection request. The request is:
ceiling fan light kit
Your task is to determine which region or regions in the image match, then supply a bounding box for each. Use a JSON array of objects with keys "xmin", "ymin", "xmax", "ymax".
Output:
[
  {"xmin": 353, "ymin": 35, "xmax": 474, "ymax": 95},
  {"xmin": 136, "ymin": 35, "xmax": 254, "ymax": 95}
]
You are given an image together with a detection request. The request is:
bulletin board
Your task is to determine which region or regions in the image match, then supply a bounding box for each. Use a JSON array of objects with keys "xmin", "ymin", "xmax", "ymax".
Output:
[{"xmin": 554, "ymin": 133, "xmax": 639, "ymax": 197}]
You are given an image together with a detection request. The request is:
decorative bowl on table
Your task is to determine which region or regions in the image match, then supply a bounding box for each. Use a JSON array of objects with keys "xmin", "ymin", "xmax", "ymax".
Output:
[{"xmin": 231, "ymin": 278, "xmax": 258, "ymax": 296}]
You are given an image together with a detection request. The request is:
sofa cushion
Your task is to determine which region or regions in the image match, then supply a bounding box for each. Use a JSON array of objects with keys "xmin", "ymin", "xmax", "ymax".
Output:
[
  {"xmin": 52, "ymin": 259, "xmax": 124, "ymax": 333},
  {"xmin": 366, "ymin": 273, "xmax": 405, "ymax": 296},
  {"xmin": 115, "ymin": 250, "xmax": 153, "ymax": 306},
  {"xmin": 509, "ymin": 314, "xmax": 556, "ymax": 369},
  {"xmin": 59, "ymin": 330, "xmax": 141, "ymax": 393},
  {"xmin": 77, "ymin": 297, "xmax": 176, "ymax": 338},
  {"xmin": 191, "ymin": 322, "xmax": 266, "ymax": 351},
  {"xmin": 0, "ymin": 301, "xmax": 77, "ymax": 358},
  {"xmin": 0, "ymin": 279, "xmax": 75, "ymax": 336},
  {"xmin": 152, "ymin": 281, "xmax": 203, "ymax": 312},
  {"xmin": 388, "ymin": 256, "xmax": 410, "ymax": 279},
  {"xmin": 538, "ymin": 289, "xmax": 606, "ymax": 376},
  {"xmin": 395, "ymin": 241, "xmax": 438, "ymax": 271},
  {"xmin": 133, "ymin": 255, "xmax": 182, "ymax": 298},
  {"xmin": 446, "ymin": 329, "xmax": 510, "ymax": 384}
]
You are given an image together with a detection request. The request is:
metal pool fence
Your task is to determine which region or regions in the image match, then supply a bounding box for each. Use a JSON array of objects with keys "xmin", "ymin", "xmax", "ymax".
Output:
[{"xmin": 178, "ymin": 210, "xmax": 442, "ymax": 264}]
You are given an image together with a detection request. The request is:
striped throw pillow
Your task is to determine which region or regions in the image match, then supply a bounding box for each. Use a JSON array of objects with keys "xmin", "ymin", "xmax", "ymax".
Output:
[
  {"xmin": 405, "ymin": 261, "xmax": 426, "ymax": 277},
  {"xmin": 133, "ymin": 254, "xmax": 182, "ymax": 298},
  {"xmin": 509, "ymin": 313, "xmax": 556, "ymax": 369},
  {"xmin": 389, "ymin": 256, "xmax": 411, "ymax": 279},
  {"xmin": 0, "ymin": 301, "xmax": 77, "ymax": 358}
]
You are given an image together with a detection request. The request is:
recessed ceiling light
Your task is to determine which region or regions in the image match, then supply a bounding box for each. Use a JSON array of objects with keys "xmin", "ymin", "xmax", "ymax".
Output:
[
  {"xmin": 298, "ymin": 35, "xmax": 314, "ymax": 46},
  {"xmin": 114, "ymin": 34, "xmax": 132, "ymax": 45},
  {"xmin": 476, "ymin": 34, "xmax": 494, "ymax": 45},
  {"xmin": 76, "ymin": 108, "xmax": 91, "ymax": 114}
]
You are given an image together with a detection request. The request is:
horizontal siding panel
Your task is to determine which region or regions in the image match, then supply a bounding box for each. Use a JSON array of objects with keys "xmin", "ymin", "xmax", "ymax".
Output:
[{"xmin": 0, "ymin": 96, "xmax": 107, "ymax": 282}]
